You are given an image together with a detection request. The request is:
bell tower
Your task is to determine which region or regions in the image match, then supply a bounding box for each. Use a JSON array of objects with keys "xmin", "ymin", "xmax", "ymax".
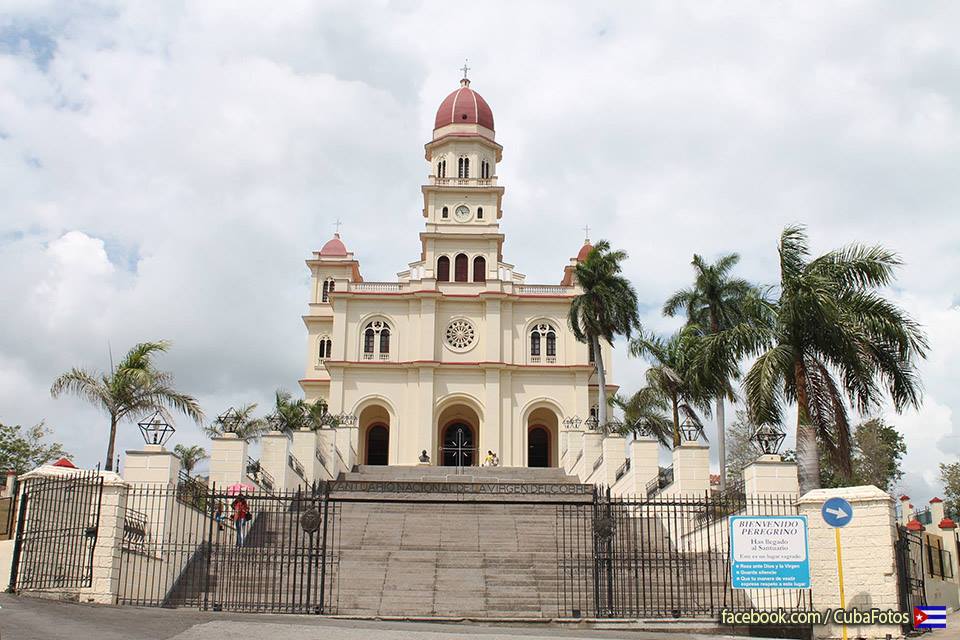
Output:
[{"xmin": 421, "ymin": 73, "xmax": 506, "ymax": 283}]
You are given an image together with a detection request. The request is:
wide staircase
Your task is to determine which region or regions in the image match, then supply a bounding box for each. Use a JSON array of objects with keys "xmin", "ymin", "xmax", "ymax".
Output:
[{"xmin": 327, "ymin": 465, "xmax": 592, "ymax": 618}]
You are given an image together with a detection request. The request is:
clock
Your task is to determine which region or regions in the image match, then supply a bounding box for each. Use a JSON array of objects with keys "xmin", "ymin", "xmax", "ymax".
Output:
[{"xmin": 454, "ymin": 205, "xmax": 471, "ymax": 222}]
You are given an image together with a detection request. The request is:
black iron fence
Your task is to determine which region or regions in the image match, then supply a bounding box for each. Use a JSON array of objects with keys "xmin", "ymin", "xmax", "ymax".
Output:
[
  {"xmin": 558, "ymin": 488, "xmax": 810, "ymax": 618},
  {"xmin": 8, "ymin": 469, "xmax": 104, "ymax": 591},
  {"xmin": 895, "ymin": 525, "xmax": 927, "ymax": 634}
]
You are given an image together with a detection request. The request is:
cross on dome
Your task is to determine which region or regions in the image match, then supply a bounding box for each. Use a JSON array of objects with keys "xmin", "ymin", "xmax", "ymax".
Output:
[
  {"xmin": 461, "ymin": 59, "xmax": 470, "ymax": 80},
  {"xmin": 582, "ymin": 224, "xmax": 591, "ymax": 243},
  {"xmin": 334, "ymin": 218, "xmax": 343, "ymax": 234}
]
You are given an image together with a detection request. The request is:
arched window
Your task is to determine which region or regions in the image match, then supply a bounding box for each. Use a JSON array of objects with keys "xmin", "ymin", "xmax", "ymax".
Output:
[
  {"xmin": 454, "ymin": 254, "xmax": 468, "ymax": 282},
  {"xmin": 437, "ymin": 159, "xmax": 446, "ymax": 178},
  {"xmin": 476, "ymin": 207, "xmax": 483, "ymax": 220},
  {"xmin": 481, "ymin": 160, "xmax": 490, "ymax": 179},
  {"xmin": 458, "ymin": 157, "xmax": 469, "ymax": 178},
  {"xmin": 363, "ymin": 328, "xmax": 375, "ymax": 354},
  {"xmin": 473, "ymin": 256, "xmax": 486, "ymax": 282},
  {"xmin": 362, "ymin": 320, "xmax": 392, "ymax": 360},
  {"xmin": 530, "ymin": 323, "xmax": 557, "ymax": 363},
  {"xmin": 318, "ymin": 336, "xmax": 332, "ymax": 361},
  {"xmin": 441, "ymin": 206, "xmax": 449, "ymax": 219},
  {"xmin": 321, "ymin": 278, "xmax": 335, "ymax": 303},
  {"xmin": 437, "ymin": 256, "xmax": 450, "ymax": 281}
]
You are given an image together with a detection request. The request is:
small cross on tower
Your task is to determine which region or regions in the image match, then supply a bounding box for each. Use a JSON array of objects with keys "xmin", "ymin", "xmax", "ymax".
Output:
[
  {"xmin": 461, "ymin": 59, "xmax": 471, "ymax": 80},
  {"xmin": 582, "ymin": 224, "xmax": 591, "ymax": 242},
  {"xmin": 333, "ymin": 219, "xmax": 343, "ymax": 235}
]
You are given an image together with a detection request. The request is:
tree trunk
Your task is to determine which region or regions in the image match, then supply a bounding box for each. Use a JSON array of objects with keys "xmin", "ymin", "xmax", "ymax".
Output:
[
  {"xmin": 105, "ymin": 415, "xmax": 118, "ymax": 472},
  {"xmin": 671, "ymin": 396, "xmax": 681, "ymax": 448},
  {"xmin": 716, "ymin": 396, "xmax": 727, "ymax": 490},
  {"xmin": 794, "ymin": 361, "xmax": 821, "ymax": 493},
  {"xmin": 592, "ymin": 334, "xmax": 607, "ymax": 429}
]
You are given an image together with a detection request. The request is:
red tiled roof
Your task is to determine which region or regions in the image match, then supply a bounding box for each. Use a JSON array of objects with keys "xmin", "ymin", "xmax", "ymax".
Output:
[
  {"xmin": 930, "ymin": 497, "xmax": 943, "ymax": 503},
  {"xmin": 939, "ymin": 518, "xmax": 957, "ymax": 530},
  {"xmin": 906, "ymin": 519, "xmax": 923, "ymax": 532},
  {"xmin": 434, "ymin": 81, "xmax": 494, "ymax": 131},
  {"xmin": 319, "ymin": 233, "xmax": 347, "ymax": 257},
  {"xmin": 52, "ymin": 457, "xmax": 76, "ymax": 468}
]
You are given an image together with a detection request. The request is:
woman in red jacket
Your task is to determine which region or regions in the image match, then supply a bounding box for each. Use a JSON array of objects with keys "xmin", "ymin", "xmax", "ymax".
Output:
[{"xmin": 231, "ymin": 493, "xmax": 251, "ymax": 547}]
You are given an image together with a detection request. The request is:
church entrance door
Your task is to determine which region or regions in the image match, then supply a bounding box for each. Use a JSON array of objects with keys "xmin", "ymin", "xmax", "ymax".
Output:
[
  {"xmin": 528, "ymin": 426, "xmax": 550, "ymax": 467},
  {"xmin": 441, "ymin": 423, "xmax": 475, "ymax": 467},
  {"xmin": 366, "ymin": 424, "xmax": 389, "ymax": 465}
]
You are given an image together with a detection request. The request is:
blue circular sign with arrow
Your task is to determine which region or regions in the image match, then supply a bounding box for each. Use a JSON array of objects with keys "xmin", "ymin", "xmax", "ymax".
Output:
[{"xmin": 821, "ymin": 497, "xmax": 853, "ymax": 528}]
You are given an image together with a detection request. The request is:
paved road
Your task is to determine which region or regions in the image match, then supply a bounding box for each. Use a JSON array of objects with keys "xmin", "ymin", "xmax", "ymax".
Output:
[{"xmin": 0, "ymin": 594, "xmax": 754, "ymax": 640}]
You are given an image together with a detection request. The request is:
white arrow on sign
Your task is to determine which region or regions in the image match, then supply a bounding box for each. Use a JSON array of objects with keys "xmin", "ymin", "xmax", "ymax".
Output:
[{"xmin": 825, "ymin": 506, "xmax": 849, "ymax": 520}]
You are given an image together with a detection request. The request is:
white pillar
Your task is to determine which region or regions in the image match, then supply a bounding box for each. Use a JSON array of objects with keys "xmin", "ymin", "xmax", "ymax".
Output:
[
  {"xmin": 291, "ymin": 428, "xmax": 320, "ymax": 483},
  {"xmin": 580, "ymin": 432, "xmax": 604, "ymax": 482},
  {"xmin": 742, "ymin": 454, "xmax": 799, "ymax": 497},
  {"xmin": 563, "ymin": 430, "xmax": 584, "ymax": 474},
  {"xmin": 260, "ymin": 432, "xmax": 291, "ymax": 492},
  {"xmin": 630, "ymin": 438, "xmax": 660, "ymax": 495},
  {"xmin": 671, "ymin": 441, "xmax": 710, "ymax": 495},
  {"xmin": 601, "ymin": 435, "xmax": 626, "ymax": 487},
  {"xmin": 208, "ymin": 434, "xmax": 247, "ymax": 489},
  {"xmin": 122, "ymin": 445, "xmax": 182, "ymax": 486},
  {"xmin": 82, "ymin": 474, "xmax": 127, "ymax": 604},
  {"xmin": 798, "ymin": 485, "xmax": 901, "ymax": 640}
]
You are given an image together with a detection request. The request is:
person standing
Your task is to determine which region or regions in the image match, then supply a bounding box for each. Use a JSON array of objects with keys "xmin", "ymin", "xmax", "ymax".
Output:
[{"xmin": 231, "ymin": 493, "xmax": 250, "ymax": 548}]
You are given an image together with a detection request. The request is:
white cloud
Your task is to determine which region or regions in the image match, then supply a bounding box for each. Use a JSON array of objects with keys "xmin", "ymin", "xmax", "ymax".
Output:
[{"xmin": 0, "ymin": 2, "xmax": 957, "ymax": 486}]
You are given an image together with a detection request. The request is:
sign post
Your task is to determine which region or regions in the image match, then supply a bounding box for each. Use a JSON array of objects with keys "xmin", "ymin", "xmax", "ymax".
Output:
[
  {"xmin": 821, "ymin": 496, "xmax": 853, "ymax": 640},
  {"xmin": 730, "ymin": 515, "xmax": 810, "ymax": 589}
]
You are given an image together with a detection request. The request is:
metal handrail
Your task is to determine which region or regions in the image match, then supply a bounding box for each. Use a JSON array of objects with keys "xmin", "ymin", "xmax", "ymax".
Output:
[
  {"xmin": 615, "ymin": 458, "xmax": 631, "ymax": 482},
  {"xmin": 592, "ymin": 454, "xmax": 604, "ymax": 472},
  {"xmin": 288, "ymin": 454, "xmax": 306, "ymax": 480}
]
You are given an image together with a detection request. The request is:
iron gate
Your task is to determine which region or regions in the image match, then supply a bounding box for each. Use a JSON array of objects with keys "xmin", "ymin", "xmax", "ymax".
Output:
[
  {"xmin": 895, "ymin": 525, "xmax": 927, "ymax": 634},
  {"xmin": 117, "ymin": 478, "xmax": 339, "ymax": 614},
  {"xmin": 8, "ymin": 470, "xmax": 104, "ymax": 591}
]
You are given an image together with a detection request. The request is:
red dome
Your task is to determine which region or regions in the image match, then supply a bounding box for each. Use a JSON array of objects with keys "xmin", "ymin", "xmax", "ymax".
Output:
[
  {"xmin": 940, "ymin": 518, "xmax": 957, "ymax": 530},
  {"xmin": 906, "ymin": 519, "xmax": 924, "ymax": 532},
  {"xmin": 931, "ymin": 497, "xmax": 943, "ymax": 503},
  {"xmin": 434, "ymin": 79, "xmax": 494, "ymax": 131},
  {"xmin": 576, "ymin": 241, "xmax": 594, "ymax": 262},
  {"xmin": 319, "ymin": 233, "xmax": 347, "ymax": 257}
]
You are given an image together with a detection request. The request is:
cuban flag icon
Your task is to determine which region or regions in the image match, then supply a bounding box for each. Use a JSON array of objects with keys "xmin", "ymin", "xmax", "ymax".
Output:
[{"xmin": 914, "ymin": 605, "xmax": 947, "ymax": 629}]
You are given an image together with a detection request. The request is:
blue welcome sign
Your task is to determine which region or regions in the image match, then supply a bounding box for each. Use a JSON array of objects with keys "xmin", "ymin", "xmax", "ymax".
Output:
[{"xmin": 730, "ymin": 515, "xmax": 811, "ymax": 589}]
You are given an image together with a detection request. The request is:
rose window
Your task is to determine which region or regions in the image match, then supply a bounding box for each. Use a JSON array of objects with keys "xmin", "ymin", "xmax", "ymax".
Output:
[{"xmin": 445, "ymin": 319, "xmax": 476, "ymax": 351}]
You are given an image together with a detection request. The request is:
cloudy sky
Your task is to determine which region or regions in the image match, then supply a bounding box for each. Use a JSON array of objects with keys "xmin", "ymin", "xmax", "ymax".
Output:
[{"xmin": 1, "ymin": 1, "xmax": 958, "ymax": 499}]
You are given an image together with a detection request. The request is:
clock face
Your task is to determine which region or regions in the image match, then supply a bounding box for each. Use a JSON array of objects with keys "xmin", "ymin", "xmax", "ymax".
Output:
[{"xmin": 454, "ymin": 205, "xmax": 471, "ymax": 222}]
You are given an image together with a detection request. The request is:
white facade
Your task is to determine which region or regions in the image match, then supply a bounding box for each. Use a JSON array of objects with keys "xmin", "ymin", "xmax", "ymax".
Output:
[{"xmin": 299, "ymin": 78, "xmax": 616, "ymax": 468}]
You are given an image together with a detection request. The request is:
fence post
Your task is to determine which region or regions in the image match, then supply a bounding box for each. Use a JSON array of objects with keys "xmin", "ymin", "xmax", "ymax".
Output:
[
  {"xmin": 318, "ymin": 480, "xmax": 330, "ymax": 614},
  {"xmin": 6, "ymin": 490, "xmax": 28, "ymax": 592},
  {"xmin": 203, "ymin": 483, "xmax": 215, "ymax": 611}
]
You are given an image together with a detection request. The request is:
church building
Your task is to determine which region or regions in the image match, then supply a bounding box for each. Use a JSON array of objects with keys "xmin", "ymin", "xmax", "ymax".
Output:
[{"xmin": 299, "ymin": 76, "xmax": 616, "ymax": 468}]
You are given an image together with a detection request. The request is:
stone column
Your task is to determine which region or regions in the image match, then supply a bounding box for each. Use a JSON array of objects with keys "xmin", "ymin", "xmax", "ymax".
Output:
[
  {"xmin": 798, "ymin": 486, "xmax": 901, "ymax": 640},
  {"xmin": 208, "ymin": 434, "xmax": 247, "ymax": 490},
  {"xmin": 670, "ymin": 441, "xmax": 710, "ymax": 495},
  {"xmin": 291, "ymin": 428, "xmax": 320, "ymax": 483},
  {"xmin": 630, "ymin": 438, "xmax": 660, "ymax": 495},
  {"xmin": 123, "ymin": 444, "xmax": 182, "ymax": 486},
  {"xmin": 601, "ymin": 435, "xmax": 626, "ymax": 487},
  {"xmin": 562, "ymin": 429, "xmax": 583, "ymax": 474},
  {"xmin": 260, "ymin": 432, "xmax": 291, "ymax": 492},
  {"xmin": 742, "ymin": 454, "xmax": 799, "ymax": 497},
  {"xmin": 78, "ymin": 474, "xmax": 127, "ymax": 604},
  {"xmin": 898, "ymin": 494, "xmax": 911, "ymax": 526},
  {"xmin": 580, "ymin": 432, "xmax": 604, "ymax": 482}
]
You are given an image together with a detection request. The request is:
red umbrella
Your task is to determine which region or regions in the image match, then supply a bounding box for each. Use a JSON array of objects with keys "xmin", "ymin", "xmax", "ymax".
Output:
[{"xmin": 226, "ymin": 482, "xmax": 255, "ymax": 495}]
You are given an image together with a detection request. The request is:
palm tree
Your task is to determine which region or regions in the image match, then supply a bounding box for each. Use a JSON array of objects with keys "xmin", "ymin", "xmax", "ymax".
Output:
[
  {"xmin": 629, "ymin": 326, "xmax": 712, "ymax": 447},
  {"xmin": 51, "ymin": 341, "xmax": 204, "ymax": 471},
  {"xmin": 663, "ymin": 253, "xmax": 768, "ymax": 489},
  {"xmin": 203, "ymin": 403, "xmax": 267, "ymax": 443},
  {"xmin": 269, "ymin": 390, "xmax": 329, "ymax": 433},
  {"xmin": 611, "ymin": 388, "xmax": 674, "ymax": 447},
  {"xmin": 568, "ymin": 240, "xmax": 642, "ymax": 429},
  {"xmin": 743, "ymin": 226, "xmax": 927, "ymax": 493},
  {"xmin": 174, "ymin": 444, "xmax": 207, "ymax": 476}
]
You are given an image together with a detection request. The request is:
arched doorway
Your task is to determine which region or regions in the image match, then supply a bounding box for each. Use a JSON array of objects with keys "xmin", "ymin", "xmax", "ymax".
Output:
[
  {"xmin": 366, "ymin": 424, "xmax": 389, "ymax": 465},
  {"xmin": 441, "ymin": 423, "xmax": 475, "ymax": 467},
  {"xmin": 528, "ymin": 426, "xmax": 550, "ymax": 467}
]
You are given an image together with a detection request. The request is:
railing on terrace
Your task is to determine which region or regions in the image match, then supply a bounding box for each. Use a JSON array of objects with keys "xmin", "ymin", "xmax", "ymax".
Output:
[
  {"xmin": 176, "ymin": 471, "xmax": 208, "ymax": 512},
  {"xmin": 592, "ymin": 454, "xmax": 604, "ymax": 473},
  {"xmin": 288, "ymin": 454, "xmax": 306, "ymax": 481},
  {"xmin": 915, "ymin": 507, "xmax": 933, "ymax": 525},
  {"xmin": 573, "ymin": 450, "xmax": 583, "ymax": 468},
  {"xmin": 351, "ymin": 282, "xmax": 403, "ymax": 293},
  {"xmin": 121, "ymin": 507, "xmax": 149, "ymax": 553},
  {"xmin": 245, "ymin": 456, "xmax": 275, "ymax": 493},
  {"xmin": 645, "ymin": 464, "xmax": 674, "ymax": 498},
  {"xmin": 516, "ymin": 284, "xmax": 570, "ymax": 296},
  {"xmin": 615, "ymin": 458, "xmax": 631, "ymax": 482},
  {"xmin": 430, "ymin": 176, "xmax": 497, "ymax": 187},
  {"xmin": 315, "ymin": 447, "xmax": 327, "ymax": 468}
]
